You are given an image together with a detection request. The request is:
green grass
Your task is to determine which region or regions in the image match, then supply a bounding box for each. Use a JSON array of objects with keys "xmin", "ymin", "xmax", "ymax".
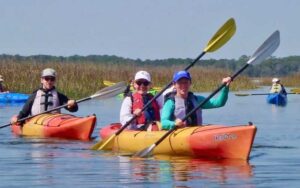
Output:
[{"xmin": 0, "ymin": 60, "xmax": 265, "ymax": 98}]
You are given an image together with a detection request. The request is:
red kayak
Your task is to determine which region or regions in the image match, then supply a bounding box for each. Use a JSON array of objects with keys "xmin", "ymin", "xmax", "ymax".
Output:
[{"xmin": 11, "ymin": 113, "xmax": 96, "ymax": 141}]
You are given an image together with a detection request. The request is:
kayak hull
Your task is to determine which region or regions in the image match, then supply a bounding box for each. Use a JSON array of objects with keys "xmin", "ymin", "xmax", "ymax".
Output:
[
  {"xmin": 266, "ymin": 93, "xmax": 287, "ymax": 105},
  {"xmin": 99, "ymin": 123, "xmax": 257, "ymax": 160},
  {"xmin": 11, "ymin": 113, "xmax": 96, "ymax": 141},
  {"xmin": 0, "ymin": 92, "xmax": 29, "ymax": 103}
]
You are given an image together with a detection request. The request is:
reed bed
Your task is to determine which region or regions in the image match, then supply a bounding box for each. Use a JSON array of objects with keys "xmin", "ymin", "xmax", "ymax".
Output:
[
  {"xmin": 258, "ymin": 73, "xmax": 300, "ymax": 90},
  {"xmin": 1, "ymin": 60, "xmax": 257, "ymax": 98}
]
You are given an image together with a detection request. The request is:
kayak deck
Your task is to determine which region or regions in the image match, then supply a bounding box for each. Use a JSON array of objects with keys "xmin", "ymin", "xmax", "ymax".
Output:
[{"xmin": 11, "ymin": 113, "xmax": 96, "ymax": 141}]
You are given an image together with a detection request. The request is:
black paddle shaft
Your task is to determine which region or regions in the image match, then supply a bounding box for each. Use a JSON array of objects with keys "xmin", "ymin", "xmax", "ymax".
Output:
[
  {"xmin": 249, "ymin": 92, "xmax": 293, "ymax": 96},
  {"xmin": 184, "ymin": 63, "xmax": 249, "ymax": 121}
]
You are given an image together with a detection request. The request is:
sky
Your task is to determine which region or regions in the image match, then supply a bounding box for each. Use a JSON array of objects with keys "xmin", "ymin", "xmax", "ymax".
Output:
[{"xmin": 0, "ymin": 0, "xmax": 298, "ymax": 60}]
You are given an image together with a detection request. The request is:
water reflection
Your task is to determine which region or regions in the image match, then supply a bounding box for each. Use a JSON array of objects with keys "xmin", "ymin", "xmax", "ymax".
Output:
[
  {"xmin": 117, "ymin": 155, "xmax": 253, "ymax": 186},
  {"xmin": 13, "ymin": 138, "xmax": 99, "ymax": 187},
  {"xmin": 13, "ymin": 138, "xmax": 254, "ymax": 186}
]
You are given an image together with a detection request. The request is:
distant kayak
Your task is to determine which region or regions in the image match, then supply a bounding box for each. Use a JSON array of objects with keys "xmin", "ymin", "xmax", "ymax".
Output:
[
  {"xmin": 117, "ymin": 88, "xmax": 159, "ymax": 99},
  {"xmin": 266, "ymin": 93, "xmax": 287, "ymax": 106},
  {"xmin": 0, "ymin": 92, "xmax": 29, "ymax": 103},
  {"xmin": 103, "ymin": 80, "xmax": 162, "ymax": 91},
  {"xmin": 291, "ymin": 88, "xmax": 300, "ymax": 93}
]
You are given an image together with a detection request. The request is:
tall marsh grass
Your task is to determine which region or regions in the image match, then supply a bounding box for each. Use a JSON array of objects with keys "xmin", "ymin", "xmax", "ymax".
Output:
[
  {"xmin": 259, "ymin": 73, "xmax": 300, "ymax": 90},
  {"xmin": 0, "ymin": 60, "xmax": 257, "ymax": 98}
]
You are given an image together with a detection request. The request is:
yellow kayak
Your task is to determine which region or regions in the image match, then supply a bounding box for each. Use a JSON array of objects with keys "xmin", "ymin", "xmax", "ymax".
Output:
[
  {"xmin": 99, "ymin": 123, "xmax": 257, "ymax": 160},
  {"xmin": 104, "ymin": 80, "xmax": 161, "ymax": 98}
]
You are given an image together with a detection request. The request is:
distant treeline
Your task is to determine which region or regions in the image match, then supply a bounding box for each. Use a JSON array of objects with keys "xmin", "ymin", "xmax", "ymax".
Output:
[{"xmin": 1, "ymin": 54, "xmax": 300, "ymax": 77}]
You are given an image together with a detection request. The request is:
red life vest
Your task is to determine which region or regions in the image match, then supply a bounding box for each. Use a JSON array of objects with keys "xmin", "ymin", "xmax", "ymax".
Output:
[{"xmin": 131, "ymin": 92, "xmax": 160, "ymax": 125}]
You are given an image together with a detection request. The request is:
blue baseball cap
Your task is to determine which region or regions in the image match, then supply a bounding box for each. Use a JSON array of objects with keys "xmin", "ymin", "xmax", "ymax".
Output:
[{"xmin": 173, "ymin": 70, "xmax": 191, "ymax": 82}]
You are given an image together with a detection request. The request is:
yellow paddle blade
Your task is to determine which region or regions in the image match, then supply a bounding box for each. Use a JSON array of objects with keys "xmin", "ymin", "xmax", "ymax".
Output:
[
  {"xmin": 152, "ymin": 86, "xmax": 162, "ymax": 91},
  {"xmin": 90, "ymin": 140, "xmax": 104, "ymax": 150},
  {"xmin": 103, "ymin": 80, "xmax": 115, "ymax": 87},
  {"xmin": 291, "ymin": 88, "xmax": 300, "ymax": 93},
  {"xmin": 235, "ymin": 93, "xmax": 250, "ymax": 96},
  {"xmin": 90, "ymin": 134, "xmax": 115, "ymax": 150},
  {"xmin": 104, "ymin": 80, "xmax": 161, "ymax": 93},
  {"xmin": 204, "ymin": 18, "xmax": 236, "ymax": 52}
]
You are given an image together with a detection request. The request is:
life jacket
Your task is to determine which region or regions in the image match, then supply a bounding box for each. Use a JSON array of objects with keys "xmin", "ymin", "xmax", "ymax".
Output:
[
  {"xmin": 31, "ymin": 88, "xmax": 60, "ymax": 115},
  {"xmin": 165, "ymin": 91, "xmax": 202, "ymax": 126},
  {"xmin": 0, "ymin": 83, "xmax": 5, "ymax": 92},
  {"xmin": 270, "ymin": 83, "xmax": 283, "ymax": 93},
  {"xmin": 131, "ymin": 92, "xmax": 160, "ymax": 126}
]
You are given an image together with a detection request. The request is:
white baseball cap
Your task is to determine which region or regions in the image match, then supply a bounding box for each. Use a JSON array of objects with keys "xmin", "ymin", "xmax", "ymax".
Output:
[
  {"xmin": 134, "ymin": 71, "xmax": 151, "ymax": 82},
  {"xmin": 41, "ymin": 68, "xmax": 56, "ymax": 77},
  {"xmin": 272, "ymin": 78, "xmax": 279, "ymax": 83}
]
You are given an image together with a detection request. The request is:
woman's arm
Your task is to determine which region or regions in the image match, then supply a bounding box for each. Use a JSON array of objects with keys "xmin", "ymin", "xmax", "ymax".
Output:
[
  {"xmin": 197, "ymin": 86, "xmax": 229, "ymax": 109},
  {"xmin": 161, "ymin": 99, "xmax": 176, "ymax": 130},
  {"xmin": 120, "ymin": 96, "xmax": 134, "ymax": 126}
]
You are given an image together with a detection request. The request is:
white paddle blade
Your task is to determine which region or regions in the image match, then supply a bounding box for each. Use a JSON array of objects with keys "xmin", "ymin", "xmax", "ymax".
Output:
[
  {"xmin": 247, "ymin": 30, "xmax": 280, "ymax": 65},
  {"xmin": 133, "ymin": 144, "xmax": 156, "ymax": 158},
  {"xmin": 91, "ymin": 81, "xmax": 127, "ymax": 99}
]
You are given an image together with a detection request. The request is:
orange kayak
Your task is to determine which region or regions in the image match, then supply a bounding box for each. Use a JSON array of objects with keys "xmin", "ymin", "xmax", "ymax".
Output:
[
  {"xmin": 11, "ymin": 113, "xmax": 96, "ymax": 141},
  {"xmin": 99, "ymin": 123, "xmax": 256, "ymax": 160}
]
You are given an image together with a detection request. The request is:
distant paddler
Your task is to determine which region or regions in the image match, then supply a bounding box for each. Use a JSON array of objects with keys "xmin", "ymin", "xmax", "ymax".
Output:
[
  {"xmin": 270, "ymin": 77, "xmax": 287, "ymax": 95},
  {"xmin": 0, "ymin": 75, "xmax": 9, "ymax": 93}
]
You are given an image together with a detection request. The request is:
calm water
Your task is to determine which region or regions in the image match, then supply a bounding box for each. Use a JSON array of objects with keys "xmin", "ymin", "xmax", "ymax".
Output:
[{"xmin": 0, "ymin": 87, "xmax": 300, "ymax": 187}]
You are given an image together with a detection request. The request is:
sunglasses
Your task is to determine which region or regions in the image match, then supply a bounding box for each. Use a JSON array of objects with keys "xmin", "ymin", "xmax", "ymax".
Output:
[
  {"xmin": 43, "ymin": 77, "xmax": 56, "ymax": 82},
  {"xmin": 136, "ymin": 80, "xmax": 150, "ymax": 86}
]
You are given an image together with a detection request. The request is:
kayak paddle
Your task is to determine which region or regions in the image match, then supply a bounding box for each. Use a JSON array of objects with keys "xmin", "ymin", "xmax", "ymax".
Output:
[
  {"xmin": 235, "ymin": 92, "xmax": 298, "ymax": 96},
  {"xmin": 134, "ymin": 30, "xmax": 280, "ymax": 158},
  {"xmin": 0, "ymin": 81, "xmax": 127, "ymax": 129},
  {"xmin": 91, "ymin": 17, "xmax": 237, "ymax": 150}
]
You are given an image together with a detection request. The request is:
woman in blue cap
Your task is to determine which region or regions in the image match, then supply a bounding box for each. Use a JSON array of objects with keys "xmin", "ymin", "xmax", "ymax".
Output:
[{"xmin": 161, "ymin": 70, "xmax": 231, "ymax": 130}]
